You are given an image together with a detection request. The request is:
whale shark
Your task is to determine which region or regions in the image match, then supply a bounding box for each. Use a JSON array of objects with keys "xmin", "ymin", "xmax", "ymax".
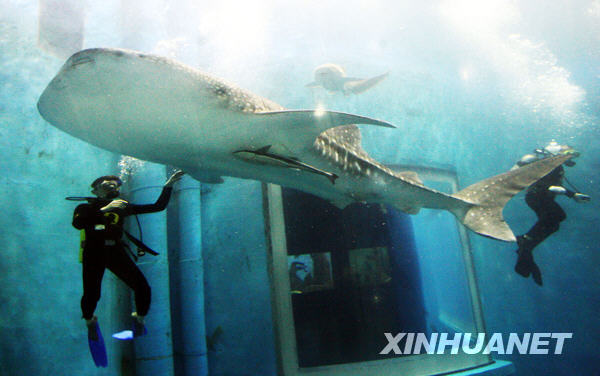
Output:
[
  {"xmin": 37, "ymin": 48, "xmax": 571, "ymax": 242},
  {"xmin": 306, "ymin": 63, "xmax": 389, "ymax": 95}
]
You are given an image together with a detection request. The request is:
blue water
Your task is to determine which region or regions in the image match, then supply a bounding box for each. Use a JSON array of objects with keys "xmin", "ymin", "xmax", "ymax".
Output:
[{"xmin": 1, "ymin": 1, "xmax": 599, "ymax": 375}]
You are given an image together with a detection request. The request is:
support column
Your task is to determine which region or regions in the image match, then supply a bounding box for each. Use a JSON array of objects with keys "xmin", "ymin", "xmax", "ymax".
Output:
[
  {"xmin": 127, "ymin": 163, "xmax": 174, "ymax": 376},
  {"xmin": 168, "ymin": 175, "xmax": 208, "ymax": 376}
]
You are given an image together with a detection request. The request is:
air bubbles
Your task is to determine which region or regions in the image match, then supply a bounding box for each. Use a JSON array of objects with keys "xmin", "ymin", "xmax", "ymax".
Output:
[{"xmin": 118, "ymin": 155, "xmax": 145, "ymax": 184}]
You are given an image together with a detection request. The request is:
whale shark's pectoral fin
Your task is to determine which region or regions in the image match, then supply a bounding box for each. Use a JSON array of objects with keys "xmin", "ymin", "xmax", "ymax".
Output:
[
  {"xmin": 188, "ymin": 170, "xmax": 225, "ymax": 184},
  {"xmin": 398, "ymin": 205, "xmax": 421, "ymax": 215},
  {"xmin": 305, "ymin": 81, "xmax": 320, "ymax": 88},
  {"xmin": 343, "ymin": 72, "xmax": 389, "ymax": 94},
  {"xmin": 329, "ymin": 196, "xmax": 354, "ymax": 209},
  {"xmin": 254, "ymin": 110, "xmax": 395, "ymax": 149}
]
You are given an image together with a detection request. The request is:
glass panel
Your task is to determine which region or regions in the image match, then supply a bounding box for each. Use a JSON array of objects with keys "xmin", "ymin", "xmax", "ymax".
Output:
[
  {"xmin": 281, "ymin": 188, "xmax": 426, "ymax": 367},
  {"xmin": 411, "ymin": 179, "xmax": 478, "ymax": 336},
  {"xmin": 265, "ymin": 163, "xmax": 491, "ymax": 375}
]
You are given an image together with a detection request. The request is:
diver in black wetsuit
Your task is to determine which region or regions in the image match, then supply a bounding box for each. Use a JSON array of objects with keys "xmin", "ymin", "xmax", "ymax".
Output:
[
  {"xmin": 73, "ymin": 170, "xmax": 184, "ymax": 337},
  {"xmin": 513, "ymin": 141, "xmax": 590, "ymax": 286}
]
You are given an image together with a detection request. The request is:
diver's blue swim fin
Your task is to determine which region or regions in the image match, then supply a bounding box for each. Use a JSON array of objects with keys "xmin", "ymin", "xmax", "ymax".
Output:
[{"xmin": 87, "ymin": 320, "xmax": 108, "ymax": 367}]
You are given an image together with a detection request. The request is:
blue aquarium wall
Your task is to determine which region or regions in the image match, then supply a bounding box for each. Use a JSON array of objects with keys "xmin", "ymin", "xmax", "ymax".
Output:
[
  {"xmin": 1, "ymin": 0, "xmax": 600, "ymax": 375},
  {"xmin": 200, "ymin": 179, "xmax": 277, "ymax": 376}
]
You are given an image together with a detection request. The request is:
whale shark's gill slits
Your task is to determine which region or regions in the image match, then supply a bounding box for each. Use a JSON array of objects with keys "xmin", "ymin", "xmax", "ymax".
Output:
[
  {"xmin": 314, "ymin": 125, "xmax": 405, "ymax": 181},
  {"xmin": 315, "ymin": 131, "xmax": 383, "ymax": 178}
]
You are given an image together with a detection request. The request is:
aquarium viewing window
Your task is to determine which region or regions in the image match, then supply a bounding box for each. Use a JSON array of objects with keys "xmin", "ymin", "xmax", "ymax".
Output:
[{"xmin": 264, "ymin": 164, "xmax": 492, "ymax": 376}]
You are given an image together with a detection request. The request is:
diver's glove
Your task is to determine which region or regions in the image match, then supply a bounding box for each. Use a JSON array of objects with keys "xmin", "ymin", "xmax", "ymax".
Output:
[
  {"xmin": 164, "ymin": 170, "xmax": 185, "ymax": 187},
  {"xmin": 100, "ymin": 199, "xmax": 128, "ymax": 212},
  {"xmin": 548, "ymin": 186, "xmax": 567, "ymax": 195},
  {"xmin": 573, "ymin": 193, "xmax": 591, "ymax": 203}
]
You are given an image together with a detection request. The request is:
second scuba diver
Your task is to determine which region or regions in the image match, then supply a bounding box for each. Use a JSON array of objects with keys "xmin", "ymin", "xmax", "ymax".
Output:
[{"xmin": 512, "ymin": 141, "xmax": 590, "ymax": 286}]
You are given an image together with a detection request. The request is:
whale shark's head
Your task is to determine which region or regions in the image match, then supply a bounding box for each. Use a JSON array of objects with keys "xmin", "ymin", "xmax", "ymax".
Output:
[
  {"xmin": 37, "ymin": 48, "xmax": 191, "ymax": 157},
  {"xmin": 37, "ymin": 49, "xmax": 132, "ymax": 142}
]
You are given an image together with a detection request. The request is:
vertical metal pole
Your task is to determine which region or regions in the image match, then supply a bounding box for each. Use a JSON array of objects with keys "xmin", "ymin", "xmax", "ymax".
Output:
[{"xmin": 451, "ymin": 179, "xmax": 489, "ymax": 359}]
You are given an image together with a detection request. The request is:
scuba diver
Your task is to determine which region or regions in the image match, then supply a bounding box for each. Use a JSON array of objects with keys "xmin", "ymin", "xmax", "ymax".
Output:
[
  {"xmin": 512, "ymin": 141, "xmax": 590, "ymax": 286},
  {"xmin": 72, "ymin": 170, "xmax": 184, "ymax": 366}
]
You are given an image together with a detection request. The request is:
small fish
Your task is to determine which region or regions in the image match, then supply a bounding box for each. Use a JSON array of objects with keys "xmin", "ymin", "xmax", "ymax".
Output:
[
  {"xmin": 306, "ymin": 63, "xmax": 389, "ymax": 95},
  {"xmin": 234, "ymin": 145, "xmax": 338, "ymax": 185}
]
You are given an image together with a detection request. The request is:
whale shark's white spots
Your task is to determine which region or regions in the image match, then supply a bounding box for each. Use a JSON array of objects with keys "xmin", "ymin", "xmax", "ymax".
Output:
[
  {"xmin": 206, "ymin": 80, "xmax": 283, "ymax": 113},
  {"xmin": 210, "ymin": 83, "xmax": 259, "ymax": 112}
]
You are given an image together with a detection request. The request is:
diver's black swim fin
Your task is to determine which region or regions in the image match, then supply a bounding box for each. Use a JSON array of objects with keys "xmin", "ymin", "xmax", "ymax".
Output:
[
  {"xmin": 515, "ymin": 257, "xmax": 532, "ymax": 278},
  {"xmin": 530, "ymin": 263, "xmax": 543, "ymax": 286},
  {"xmin": 514, "ymin": 240, "xmax": 543, "ymax": 286},
  {"xmin": 515, "ymin": 259, "xmax": 543, "ymax": 286}
]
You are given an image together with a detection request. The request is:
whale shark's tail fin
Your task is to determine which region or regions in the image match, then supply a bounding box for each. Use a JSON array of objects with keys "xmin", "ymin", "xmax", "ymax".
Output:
[{"xmin": 449, "ymin": 154, "xmax": 572, "ymax": 242}]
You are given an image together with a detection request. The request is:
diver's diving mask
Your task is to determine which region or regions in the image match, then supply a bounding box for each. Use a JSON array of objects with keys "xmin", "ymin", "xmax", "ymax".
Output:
[{"xmin": 535, "ymin": 140, "xmax": 580, "ymax": 167}]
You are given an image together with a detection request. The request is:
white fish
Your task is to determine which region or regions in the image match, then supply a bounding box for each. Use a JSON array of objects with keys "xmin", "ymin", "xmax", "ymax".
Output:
[{"xmin": 306, "ymin": 63, "xmax": 389, "ymax": 94}]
